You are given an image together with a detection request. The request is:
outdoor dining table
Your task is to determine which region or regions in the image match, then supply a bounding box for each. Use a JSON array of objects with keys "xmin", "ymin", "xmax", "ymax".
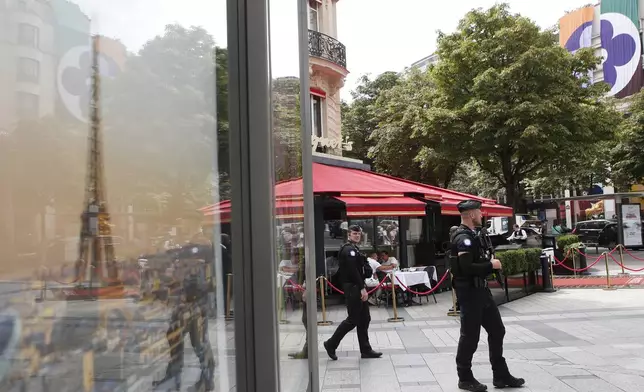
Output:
[{"xmin": 391, "ymin": 267, "xmax": 437, "ymax": 306}]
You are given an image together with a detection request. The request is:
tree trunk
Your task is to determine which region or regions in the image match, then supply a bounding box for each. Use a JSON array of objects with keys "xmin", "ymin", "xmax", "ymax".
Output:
[{"xmin": 503, "ymin": 179, "xmax": 521, "ymax": 214}]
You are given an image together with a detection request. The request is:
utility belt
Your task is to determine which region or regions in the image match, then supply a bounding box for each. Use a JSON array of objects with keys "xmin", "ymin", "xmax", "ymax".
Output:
[{"xmin": 453, "ymin": 276, "xmax": 488, "ymax": 289}]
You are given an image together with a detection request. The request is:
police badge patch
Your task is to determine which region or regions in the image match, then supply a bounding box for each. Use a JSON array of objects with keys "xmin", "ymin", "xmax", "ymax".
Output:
[
  {"xmin": 463, "ymin": 239, "xmax": 471, "ymax": 246},
  {"xmin": 350, "ymin": 251, "xmax": 356, "ymax": 256}
]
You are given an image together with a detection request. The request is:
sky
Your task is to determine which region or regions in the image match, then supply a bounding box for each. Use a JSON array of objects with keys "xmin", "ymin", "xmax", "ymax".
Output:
[{"xmin": 70, "ymin": 0, "xmax": 593, "ymax": 101}]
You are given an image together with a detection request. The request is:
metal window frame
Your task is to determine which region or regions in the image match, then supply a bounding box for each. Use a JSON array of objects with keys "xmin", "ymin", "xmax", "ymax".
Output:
[
  {"xmin": 227, "ymin": 0, "xmax": 280, "ymax": 391},
  {"xmin": 298, "ymin": 0, "xmax": 320, "ymax": 390}
]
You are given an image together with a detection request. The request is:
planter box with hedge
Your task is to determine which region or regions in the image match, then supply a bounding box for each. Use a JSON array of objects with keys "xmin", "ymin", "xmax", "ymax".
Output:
[{"xmin": 493, "ymin": 247, "xmax": 543, "ymax": 303}]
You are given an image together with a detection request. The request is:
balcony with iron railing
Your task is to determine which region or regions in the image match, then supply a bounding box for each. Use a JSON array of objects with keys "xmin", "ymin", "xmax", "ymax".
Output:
[{"xmin": 308, "ymin": 30, "xmax": 347, "ymax": 69}]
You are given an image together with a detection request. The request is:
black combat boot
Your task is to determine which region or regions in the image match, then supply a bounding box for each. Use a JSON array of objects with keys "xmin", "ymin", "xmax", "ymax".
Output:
[
  {"xmin": 493, "ymin": 373, "xmax": 525, "ymax": 388},
  {"xmin": 458, "ymin": 378, "xmax": 488, "ymax": 392},
  {"xmin": 288, "ymin": 350, "xmax": 308, "ymax": 359}
]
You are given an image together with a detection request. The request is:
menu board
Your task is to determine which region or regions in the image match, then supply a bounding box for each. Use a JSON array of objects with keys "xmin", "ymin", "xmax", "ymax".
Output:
[{"xmin": 621, "ymin": 204, "xmax": 643, "ymax": 247}]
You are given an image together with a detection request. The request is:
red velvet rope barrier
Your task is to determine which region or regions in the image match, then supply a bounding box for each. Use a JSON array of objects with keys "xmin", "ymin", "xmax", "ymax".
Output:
[
  {"xmin": 323, "ymin": 275, "xmax": 391, "ymax": 295},
  {"xmin": 394, "ymin": 269, "xmax": 451, "ymax": 295},
  {"xmin": 608, "ymin": 252, "xmax": 644, "ymax": 272},
  {"xmin": 621, "ymin": 246, "xmax": 644, "ymax": 262}
]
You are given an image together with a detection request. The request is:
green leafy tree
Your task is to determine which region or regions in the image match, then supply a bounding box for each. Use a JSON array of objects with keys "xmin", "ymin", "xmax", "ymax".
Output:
[
  {"xmin": 370, "ymin": 68, "xmax": 460, "ymax": 187},
  {"xmin": 423, "ymin": 3, "xmax": 619, "ymax": 211},
  {"xmin": 611, "ymin": 92, "xmax": 644, "ymax": 190},
  {"xmin": 342, "ymin": 72, "xmax": 401, "ymax": 164}
]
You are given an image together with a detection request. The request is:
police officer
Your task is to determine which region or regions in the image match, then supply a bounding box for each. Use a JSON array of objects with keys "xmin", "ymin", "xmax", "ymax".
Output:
[
  {"xmin": 323, "ymin": 225, "xmax": 382, "ymax": 360},
  {"xmin": 153, "ymin": 259, "xmax": 215, "ymax": 392},
  {"xmin": 450, "ymin": 200, "xmax": 524, "ymax": 391}
]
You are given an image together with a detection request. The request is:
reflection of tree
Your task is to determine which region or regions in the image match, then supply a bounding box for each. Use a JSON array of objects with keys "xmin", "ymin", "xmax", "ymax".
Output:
[
  {"xmin": 273, "ymin": 77, "xmax": 302, "ymax": 182},
  {"xmin": 1, "ymin": 24, "xmax": 230, "ymax": 262},
  {"xmin": 101, "ymin": 24, "xmax": 229, "ymax": 231}
]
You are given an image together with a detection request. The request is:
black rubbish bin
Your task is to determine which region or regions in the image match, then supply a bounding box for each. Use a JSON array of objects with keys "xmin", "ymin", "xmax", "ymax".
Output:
[{"xmin": 540, "ymin": 252, "xmax": 555, "ymax": 292}]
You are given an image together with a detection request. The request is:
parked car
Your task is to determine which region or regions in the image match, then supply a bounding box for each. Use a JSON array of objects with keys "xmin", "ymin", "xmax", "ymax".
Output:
[
  {"xmin": 572, "ymin": 219, "xmax": 617, "ymax": 248},
  {"xmin": 487, "ymin": 227, "xmax": 542, "ymax": 249}
]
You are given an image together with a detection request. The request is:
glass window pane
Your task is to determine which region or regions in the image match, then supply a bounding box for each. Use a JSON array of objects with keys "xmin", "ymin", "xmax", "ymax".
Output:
[
  {"xmin": 1, "ymin": 1, "xmax": 234, "ymax": 391},
  {"xmin": 270, "ymin": 0, "xmax": 312, "ymax": 390}
]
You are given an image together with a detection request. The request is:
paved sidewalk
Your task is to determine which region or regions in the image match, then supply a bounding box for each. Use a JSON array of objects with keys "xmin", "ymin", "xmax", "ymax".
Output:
[{"xmin": 279, "ymin": 288, "xmax": 644, "ymax": 392}]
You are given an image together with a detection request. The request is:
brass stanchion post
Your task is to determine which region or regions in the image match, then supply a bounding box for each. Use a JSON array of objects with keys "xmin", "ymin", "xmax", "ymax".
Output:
[
  {"xmin": 83, "ymin": 349, "xmax": 94, "ymax": 392},
  {"xmin": 278, "ymin": 276, "xmax": 289, "ymax": 324},
  {"xmin": 618, "ymin": 245, "xmax": 627, "ymax": 276},
  {"xmin": 317, "ymin": 277, "xmax": 333, "ymax": 326},
  {"xmin": 603, "ymin": 252, "xmax": 617, "ymax": 291},
  {"xmin": 572, "ymin": 250, "xmax": 577, "ymax": 278},
  {"xmin": 447, "ymin": 272, "xmax": 459, "ymax": 317},
  {"xmin": 225, "ymin": 273, "xmax": 233, "ymax": 320},
  {"xmin": 387, "ymin": 271, "xmax": 404, "ymax": 322}
]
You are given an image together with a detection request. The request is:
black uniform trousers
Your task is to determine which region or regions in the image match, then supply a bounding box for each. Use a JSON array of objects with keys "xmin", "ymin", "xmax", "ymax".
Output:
[
  {"xmin": 301, "ymin": 300, "xmax": 308, "ymax": 352},
  {"xmin": 326, "ymin": 283, "xmax": 372, "ymax": 353},
  {"xmin": 454, "ymin": 282, "xmax": 508, "ymax": 381}
]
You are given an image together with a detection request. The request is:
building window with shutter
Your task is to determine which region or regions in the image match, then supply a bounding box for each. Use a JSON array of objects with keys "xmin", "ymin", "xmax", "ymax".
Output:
[
  {"xmin": 16, "ymin": 91, "xmax": 39, "ymax": 118},
  {"xmin": 18, "ymin": 23, "xmax": 39, "ymax": 48},
  {"xmin": 308, "ymin": 0, "xmax": 320, "ymax": 31},
  {"xmin": 311, "ymin": 94, "xmax": 323, "ymax": 137},
  {"xmin": 17, "ymin": 57, "xmax": 40, "ymax": 83}
]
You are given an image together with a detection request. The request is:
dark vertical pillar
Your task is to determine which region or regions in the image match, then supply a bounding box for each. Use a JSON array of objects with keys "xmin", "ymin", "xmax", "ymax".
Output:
[
  {"xmin": 399, "ymin": 217, "xmax": 409, "ymax": 268},
  {"xmin": 314, "ymin": 196, "xmax": 326, "ymax": 278}
]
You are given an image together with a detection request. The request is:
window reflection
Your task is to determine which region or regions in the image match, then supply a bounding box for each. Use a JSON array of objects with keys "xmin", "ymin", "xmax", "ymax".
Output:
[{"xmin": 0, "ymin": 0, "xmax": 233, "ymax": 390}]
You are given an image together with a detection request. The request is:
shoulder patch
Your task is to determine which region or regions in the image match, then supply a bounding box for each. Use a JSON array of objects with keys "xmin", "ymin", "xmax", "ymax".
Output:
[
  {"xmin": 463, "ymin": 239, "xmax": 471, "ymax": 246},
  {"xmin": 350, "ymin": 250, "xmax": 356, "ymax": 256}
]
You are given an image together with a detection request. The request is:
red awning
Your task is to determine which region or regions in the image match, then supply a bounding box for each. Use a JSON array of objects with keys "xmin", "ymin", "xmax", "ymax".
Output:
[
  {"xmin": 203, "ymin": 199, "xmax": 304, "ymax": 222},
  {"xmin": 274, "ymin": 163, "xmax": 442, "ymax": 199},
  {"xmin": 200, "ymin": 163, "xmax": 513, "ymax": 219},
  {"xmin": 441, "ymin": 202, "xmax": 513, "ymax": 217},
  {"xmin": 334, "ymin": 196, "xmax": 427, "ymax": 217}
]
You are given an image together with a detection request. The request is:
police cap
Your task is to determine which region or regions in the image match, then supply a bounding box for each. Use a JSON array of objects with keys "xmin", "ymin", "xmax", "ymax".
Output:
[
  {"xmin": 348, "ymin": 225, "xmax": 362, "ymax": 233},
  {"xmin": 457, "ymin": 199, "xmax": 482, "ymax": 213}
]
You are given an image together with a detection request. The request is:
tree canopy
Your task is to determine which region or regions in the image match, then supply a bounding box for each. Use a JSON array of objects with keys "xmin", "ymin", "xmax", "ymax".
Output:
[{"xmin": 343, "ymin": 3, "xmax": 622, "ymax": 211}]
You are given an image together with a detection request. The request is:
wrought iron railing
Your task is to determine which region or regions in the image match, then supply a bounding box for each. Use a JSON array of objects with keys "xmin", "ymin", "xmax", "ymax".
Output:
[{"xmin": 308, "ymin": 30, "xmax": 346, "ymax": 69}]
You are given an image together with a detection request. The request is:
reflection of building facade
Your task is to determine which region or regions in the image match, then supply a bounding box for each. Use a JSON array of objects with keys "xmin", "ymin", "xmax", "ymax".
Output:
[
  {"xmin": 0, "ymin": 0, "xmax": 58, "ymax": 128},
  {"xmin": 307, "ymin": 0, "xmax": 349, "ymax": 157}
]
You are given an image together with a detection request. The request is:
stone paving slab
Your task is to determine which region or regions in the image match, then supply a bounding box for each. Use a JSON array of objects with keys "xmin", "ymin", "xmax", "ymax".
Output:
[{"xmin": 276, "ymin": 288, "xmax": 644, "ymax": 391}]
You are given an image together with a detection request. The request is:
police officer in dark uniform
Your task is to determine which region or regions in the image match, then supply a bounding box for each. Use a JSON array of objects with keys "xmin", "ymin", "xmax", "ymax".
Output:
[
  {"xmin": 153, "ymin": 259, "xmax": 215, "ymax": 392},
  {"xmin": 323, "ymin": 225, "xmax": 382, "ymax": 360},
  {"xmin": 450, "ymin": 200, "xmax": 525, "ymax": 391}
]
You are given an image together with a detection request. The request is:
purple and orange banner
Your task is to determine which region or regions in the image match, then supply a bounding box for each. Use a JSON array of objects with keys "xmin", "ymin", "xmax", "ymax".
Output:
[{"xmin": 559, "ymin": 6, "xmax": 594, "ymax": 52}]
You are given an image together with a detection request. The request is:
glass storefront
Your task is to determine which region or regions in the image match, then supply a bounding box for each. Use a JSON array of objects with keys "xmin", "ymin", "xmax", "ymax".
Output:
[{"xmin": 0, "ymin": 0, "xmax": 319, "ymax": 391}]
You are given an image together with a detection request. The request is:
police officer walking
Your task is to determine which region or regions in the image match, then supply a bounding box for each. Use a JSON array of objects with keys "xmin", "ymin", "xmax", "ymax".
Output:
[
  {"xmin": 450, "ymin": 200, "xmax": 525, "ymax": 391},
  {"xmin": 323, "ymin": 225, "xmax": 382, "ymax": 360}
]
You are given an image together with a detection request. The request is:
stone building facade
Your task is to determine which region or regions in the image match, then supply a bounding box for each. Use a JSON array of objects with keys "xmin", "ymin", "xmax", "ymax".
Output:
[{"xmin": 307, "ymin": 0, "xmax": 349, "ymax": 157}]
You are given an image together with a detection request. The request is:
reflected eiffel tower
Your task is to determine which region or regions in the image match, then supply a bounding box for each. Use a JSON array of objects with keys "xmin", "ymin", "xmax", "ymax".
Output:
[{"xmin": 76, "ymin": 35, "xmax": 119, "ymax": 296}]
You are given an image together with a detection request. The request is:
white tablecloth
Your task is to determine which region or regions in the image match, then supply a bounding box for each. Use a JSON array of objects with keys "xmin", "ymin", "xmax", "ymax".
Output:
[{"xmin": 393, "ymin": 270, "xmax": 430, "ymax": 291}]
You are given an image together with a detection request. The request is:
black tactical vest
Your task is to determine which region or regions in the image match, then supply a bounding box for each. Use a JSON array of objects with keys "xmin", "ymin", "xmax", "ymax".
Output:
[{"xmin": 449, "ymin": 226, "xmax": 481, "ymax": 278}]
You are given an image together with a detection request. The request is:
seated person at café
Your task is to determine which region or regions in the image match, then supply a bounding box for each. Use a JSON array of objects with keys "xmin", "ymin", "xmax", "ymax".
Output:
[
  {"xmin": 365, "ymin": 252, "xmax": 384, "ymax": 287},
  {"xmin": 279, "ymin": 254, "xmax": 300, "ymax": 274},
  {"xmin": 379, "ymin": 251, "xmax": 399, "ymax": 270}
]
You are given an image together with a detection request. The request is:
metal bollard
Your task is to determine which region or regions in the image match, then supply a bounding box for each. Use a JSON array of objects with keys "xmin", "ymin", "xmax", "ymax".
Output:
[
  {"xmin": 572, "ymin": 250, "xmax": 577, "ymax": 278},
  {"xmin": 317, "ymin": 277, "xmax": 333, "ymax": 326},
  {"xmin": 541, "ymin": 254, "xmax": 555, "ymax": 293},
  {"xmin": 225, "ymin": 273, "xmax": 234, "ymax": 320},
  {"xmin": 603, "ymin": 252, "xmax": 617, "ymax": 291},
  {"xmin": 387, "ymin": 271, "xmax": 404, "ymax": 323},
  {"xmin": 548, "ymin": 255, "xmax": 556, "ymax": 291}
]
